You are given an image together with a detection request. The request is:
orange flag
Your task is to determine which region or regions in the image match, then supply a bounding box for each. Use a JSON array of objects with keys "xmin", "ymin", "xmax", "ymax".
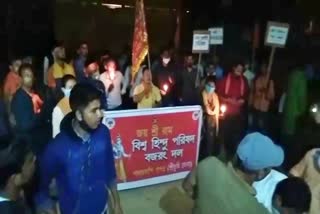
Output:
[{"xmin": 132, "ymin": 0, "xmax": 149, "ymax": 79}]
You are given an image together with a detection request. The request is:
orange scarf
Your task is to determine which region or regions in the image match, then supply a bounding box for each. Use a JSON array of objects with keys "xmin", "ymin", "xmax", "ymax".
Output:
[
  {"xmin": 57, "ymin": 97, "xmax": 72, "ymax": 116},
  {"xmin": 225, "ymin": 73, "xmax": 245, "ymax": 96}
]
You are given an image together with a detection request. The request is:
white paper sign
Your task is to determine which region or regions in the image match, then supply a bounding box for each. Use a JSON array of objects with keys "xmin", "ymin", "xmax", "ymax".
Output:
[
  {"xmin": 265, "ymin": 22, "xmax": 290, "ymax": 47},
  {"xmin": 192, "ymin": 31, "xmax": 210, "ymax": 53},
  {"xmin": 208, "ymin": 27, "xmax": 223, "ymax": 45}
]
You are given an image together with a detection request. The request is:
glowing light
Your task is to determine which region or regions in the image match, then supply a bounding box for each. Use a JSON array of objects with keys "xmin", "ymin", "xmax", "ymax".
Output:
[
  {"xmin": 163, "ymin": 84, "xmax": 169, "ymax": 92},
  {"xmin": 102, "ymin": 3, "xmax": 122, "ymax": 9},
  {"xmin": 220, "ymin": 105, "xmax": 227, "ymax": 114},
  {"xmin": 311, "ymin": 107, "xmax": 317, "ymax": 113},
  {"xmin": 109, "ymin": 71, "xmax": 115, "ymax": 81}
]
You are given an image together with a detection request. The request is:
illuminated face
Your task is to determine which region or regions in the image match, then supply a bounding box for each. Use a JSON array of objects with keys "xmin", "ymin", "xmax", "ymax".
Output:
[
  {"xmin": 234, "ymin": 64, "xmax": 244, "ymax": 76},
  {"xmin": 105, "ymin": 61, "xmax": 116, "ymax": 73},
  {"xmin": 79, "ymin": 44, "xmax": 89, "ymax": 57},
  {"xmin": 80, "ymin": 99, "xmax": 103, "ymax": 130},
  {"xmin": 11, "ymin": 60, "xmax": 22, "ymax": 73},
  {"xmin": 143, "ymin": 69, "xmax": 152, "ymax": 84},
  {"xmin": 185, "ymin": 56, "xmax": 194, "ymax": 66},
  {"xmin": 56, "ymin": 47, "xmax": 66, "ymax": 60},
  {"xmin": 21, "ymin": 68, "xmax": 34, "ymax": 88}
]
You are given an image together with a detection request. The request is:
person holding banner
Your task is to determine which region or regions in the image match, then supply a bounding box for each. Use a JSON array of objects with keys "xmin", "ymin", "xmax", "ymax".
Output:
[
  {"xmin": 217, "ymin": 61, "xmax": 249, "ymax": 159},
  {"xmin": 133, "ymin": 67, "xmax": 161, "ymax": 109},
  {"xmin": 36, "ymin": 84, "xmax": 123, "ymax": 214}
]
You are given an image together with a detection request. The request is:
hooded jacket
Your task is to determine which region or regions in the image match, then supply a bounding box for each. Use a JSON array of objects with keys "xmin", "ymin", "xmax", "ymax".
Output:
[{"xmin": 36, "ymin": 112, "xmax": 116, "ymax": 214}]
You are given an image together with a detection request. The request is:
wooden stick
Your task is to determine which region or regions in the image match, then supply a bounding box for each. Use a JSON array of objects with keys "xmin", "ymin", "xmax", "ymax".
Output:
[
  {"xmin": 266, "ymin": 46, "xmax": 276, "ymax": 83},
  {"xmin": 195, "ymin": 53, "xmax": 202, "ymax": 88}
]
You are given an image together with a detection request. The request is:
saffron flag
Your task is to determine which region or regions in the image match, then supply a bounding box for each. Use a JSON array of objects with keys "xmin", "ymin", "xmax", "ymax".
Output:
[{"xmin": 132, "ymin": 0, "xmax": 149, "ymax": 79}]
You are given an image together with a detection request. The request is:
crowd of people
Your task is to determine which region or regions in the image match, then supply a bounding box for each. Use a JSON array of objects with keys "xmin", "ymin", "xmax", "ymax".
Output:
[{"xmin": 0, "ymin": 40, "xmax": 319, "ymax": 214}]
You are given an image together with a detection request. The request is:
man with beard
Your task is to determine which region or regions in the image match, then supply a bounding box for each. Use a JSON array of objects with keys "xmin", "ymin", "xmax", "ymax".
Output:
[
  {"xmin": 152, "ymin": 48, "xmax": 178, "ymax": 107},
  {"xmin": 36, "ymin": 84, "xmax": 123, "ymax": 214},
  {"xmin": 47, "ymin": 44, "xmax": 75, "ymax": 89},
  {"xmin": 178, "ymin": 53, "xmax": 201, "ymax": 106}
]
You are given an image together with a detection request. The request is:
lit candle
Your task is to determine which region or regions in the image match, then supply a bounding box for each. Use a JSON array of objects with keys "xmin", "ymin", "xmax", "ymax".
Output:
[
  {"xmin": 220, "ymin": 104, "xmax": 227, "ymax": 114},
  {"xmin": 109, "ymin": 71, "xmax": 115, "ymax": 81},
  {"xmin": 163, "ymin": 84, "xmax": 169, "ymax": 92}
]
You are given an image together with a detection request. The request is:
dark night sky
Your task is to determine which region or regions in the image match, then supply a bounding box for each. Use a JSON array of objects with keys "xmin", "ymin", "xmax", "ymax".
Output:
[{"xmin": 0, "ymin": 0, "xmax": 308, "ymax": 62}]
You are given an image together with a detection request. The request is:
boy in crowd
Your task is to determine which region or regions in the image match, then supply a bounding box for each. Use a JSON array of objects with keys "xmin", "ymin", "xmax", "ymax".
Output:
[
  {"xmin": 52, "ymin": 75, "xmax": 77, "ymax": 137},
  {"xmin": 272, "ymin": 177, "xmax": 311, "ymax": 214},
  {"xmin": 202, "ymin": 76, "xmax": 220, "ymax": 156}
]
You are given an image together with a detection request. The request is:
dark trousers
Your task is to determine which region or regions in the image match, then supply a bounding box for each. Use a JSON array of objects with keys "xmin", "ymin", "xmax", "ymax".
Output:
[
  {"xmin": 204, "ymin": 115, "xmax": 218, "ymax": 156},
  {"xmin": 251, "ymin": 109, "xmax": 269, "ymax": 135},
  {"xmin": 220, "ymin": 113, "xmax": 246, "ymax": 160}
]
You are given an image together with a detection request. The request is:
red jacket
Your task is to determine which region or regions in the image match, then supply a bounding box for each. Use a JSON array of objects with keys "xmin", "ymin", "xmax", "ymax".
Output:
[{"xmin": 217, "ymin": 73, "xmax": 249, "ymax": 115}]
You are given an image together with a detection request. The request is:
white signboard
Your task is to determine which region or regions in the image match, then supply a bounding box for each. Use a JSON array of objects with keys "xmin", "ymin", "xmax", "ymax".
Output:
[
  {"xmin": 208, "ymin": 27, "xmax": 224, "ymax": 45},
  {"xmin": 265, "ymin": 21, "xmax": 290, "ymax": 48},
  {"xmin": 192, "ymin": 31, "xmax": 210, "ymax": 53}
]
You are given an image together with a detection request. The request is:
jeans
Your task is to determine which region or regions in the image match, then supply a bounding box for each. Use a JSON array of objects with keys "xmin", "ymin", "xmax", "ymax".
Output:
[{"xmin": 204, "ymin": 115, "xmax": 218, "ymax": 156}]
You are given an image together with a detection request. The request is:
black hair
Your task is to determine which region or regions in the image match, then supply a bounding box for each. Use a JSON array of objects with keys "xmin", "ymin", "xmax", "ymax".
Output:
[
  {"xmin": 103, "ymin": 58, "xmax": 118, "ymax": 70},
  {"xmin": 274, "ymin": 177, "xmax": 311, "ymax": 212},
  {"xmin": 51, "ymin": 40, "xmax": 64, "ymax": 51},
  {"xmin": 205, "ymin": 76, "xmax": 216, "ymax": 84},
  {"xmin": 10, "ymin": 56, "xmax": 22, "ymax": 65},
  {"xmin": 78, "ymin": 41, "xmax": 88, "ymax": 48},
  {"xmin": 233, "ymin": 60, "xmax": 244, "ymax": 68},
  {"xmin": 160, "ymin": 46, "xmax": 170, "ymax": 55},
  {"xmin": 69, "ymin": 83, "xmax": 102, "ymax": 111},
  {"xmin": 18, "ymin": 63, "xmax": 33, "ymax": 76},
  {"xmin": 184, "ymin": 52, "xmax": 193, "ymax": 58},
  {"xmin": 0, "ymin": 142, "xmax": 33, "ymax": 189},
  {"xmin": 142, "ymin": 66, "xmax": 150, "ymax": 74},
  {"xmin": 61, "ymin": 74, "xmax": 76, "ymax": 88},
  {"xmin": 85, "ymin": 56, "xmax": 98, "ymax": 68}
]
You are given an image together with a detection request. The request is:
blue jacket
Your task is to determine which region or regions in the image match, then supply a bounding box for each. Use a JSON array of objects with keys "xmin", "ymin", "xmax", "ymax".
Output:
[
  {"xmin": 36, "ymin": 113, "xmax": 116, "ymax": 214},
  {"xmin": 73, "ymin": 56, "xmax": 87, "ymax": 82},
  {"xmin": 11, "ymin": 88, "xmax": 38, "ymax": 132}
]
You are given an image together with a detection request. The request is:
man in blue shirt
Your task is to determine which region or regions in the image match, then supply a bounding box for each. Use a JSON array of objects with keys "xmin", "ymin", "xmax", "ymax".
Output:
[
  {"xmin": 73, "ymin": 42, "xmax": 89, "ymax": 82},
  {"xmin": 36, "ymin": 83, "xmax": 122, "ymax": 214}
]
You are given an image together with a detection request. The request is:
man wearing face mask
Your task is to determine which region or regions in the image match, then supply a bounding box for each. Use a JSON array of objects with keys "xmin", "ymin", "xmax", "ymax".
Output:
[
  {"xmin": 52, "ymin": 75, "xmax": 77, "ymax": 138},
  {"xmin": 36, "ymin": 83, "xmax": 123, "ymax": 214},
  {"xmin": 202, "ymin": 76, "xmax": 220, "ymax": 156},
  {"xmin": 178, "ymin": 53, "xmax": 201, "ymax": 106},
  {"xmin": 183, "ymin": 133, "xmax": 281, "ymax": 214},
  {"xmin": 152, "ymin": 48, "xmax": 178, "ymax": 107},
  {"xmin": 217, "ymin": 61, "xmax": 249, "ymax": 159},
  {"xmin": 11, "ymin": 64, "xmax": 42, "ymax": 152}
]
